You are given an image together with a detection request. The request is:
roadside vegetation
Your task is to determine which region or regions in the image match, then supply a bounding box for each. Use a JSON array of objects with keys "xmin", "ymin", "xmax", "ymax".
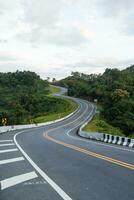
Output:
[
  {"xmin": 56, "ymin": 65, "xmax": 134, "ymax": 138},
  {"xmin": 83, "ymin": 114, "xmax": 124, "ymax": 136},
  {"xmin": 83, "ymin": 114, "xmax": 134, "ymax": 138},
  {"xmin": 48, "ymin": 85, "xmax": 60, "ymax": 95},
  {"xmin": 32, "ymin": 98, "xmax": 77, "ymax": 123},
  {"xmin": 0, "ymin": 71, "xmax": 77, "ymax": 125}
]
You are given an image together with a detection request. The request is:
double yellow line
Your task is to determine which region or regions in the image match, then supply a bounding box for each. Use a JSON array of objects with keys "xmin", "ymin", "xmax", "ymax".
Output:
[
  {"xmin": 43, "ymin": 100, "xmax": 134, "ymax": 170},
  {"xmin": 44, "ymin": 132, "xmax": 134, "ymax": 170}
]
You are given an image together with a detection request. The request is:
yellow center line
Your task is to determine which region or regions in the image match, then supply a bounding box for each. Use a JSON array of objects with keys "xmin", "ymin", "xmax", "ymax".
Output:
[
  {"xmin": 43, "ymin": 100, "xmax": 133, "ymax": 170},
  {"xmin": 44, "ymin": 132, "xmax": 134, "ymax": 171}
]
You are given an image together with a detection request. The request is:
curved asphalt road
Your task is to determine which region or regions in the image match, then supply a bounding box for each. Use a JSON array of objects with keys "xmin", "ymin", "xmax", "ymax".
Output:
[{"xmin": 0, "ymin": 87, "xmax": 134, "ymax": 200}]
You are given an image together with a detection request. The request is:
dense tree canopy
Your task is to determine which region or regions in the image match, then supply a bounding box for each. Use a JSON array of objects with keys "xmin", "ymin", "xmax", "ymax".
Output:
[
  {"xmin": 56, "ymin": 65, "xmax": 134, "ymax": 136},
  {"xmin": 0, "ymin": 71, "xmax": 70, "ymax": 125}
]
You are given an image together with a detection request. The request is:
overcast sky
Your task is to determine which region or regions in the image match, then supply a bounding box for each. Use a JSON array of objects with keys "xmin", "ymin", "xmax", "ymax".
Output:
[{"xmin": 0, "ymin": 0, "xmax": 134, "ymax": 79}]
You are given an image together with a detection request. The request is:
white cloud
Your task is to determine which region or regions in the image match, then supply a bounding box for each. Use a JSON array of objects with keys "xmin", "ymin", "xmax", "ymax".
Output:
[
  {"xmin": 0, "ymin": 0, "xmax": 134, "ymax": 79},
  {"xmin": 17, "ymin": 0, "xmax": 94, "ymax": 47},
  {"xmin": 21, "ymin": 0, "xmax": 63, "ymax": 28}
]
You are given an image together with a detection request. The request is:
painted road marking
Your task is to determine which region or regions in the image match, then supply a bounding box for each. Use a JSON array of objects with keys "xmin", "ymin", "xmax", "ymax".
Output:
[
  {"xmin": 23, "ymin": 180, "xmax": 47, "ymax": 186},
  {"xmin": 42, "ymin": 96, "xmax": 133, "ymax": 154},
  {"xmin": 59, "ymin": 100, "xmax": 134, "ymax": 153},
  {"xmin": 45, "ymin": 132, "xmax": 134, "ymax": 170},
  {"xmin": 0, "ymin": 171, "xmax": 38, "ymax": 190},
  {"xmin": 14, "ymin": 131, "xmax": 72, "ymax": 200},
  {"xmin": 0, "ymin": 157, "xmax": 24, "ymax": 165},
  {"xmin": 65, "ymin": 106, "xmax": 134, "ymax": 153},
  {"xmin": 0, "ymin": 143, "xmax": 15, "ymax": 147},
  {"xmin": 0, "ymin": 148, "xmax": 18, "ymax": 154},
  {"xmin": 0, "ymin": 140, "xmax": 13, "ymax": 143},
  {"xmin": 12, "ymin": 101, "xmax": 89, "ymax": 199},
  {"xmin": 67, "ymin": 131, "xmax": 134, "ymax": 153}
]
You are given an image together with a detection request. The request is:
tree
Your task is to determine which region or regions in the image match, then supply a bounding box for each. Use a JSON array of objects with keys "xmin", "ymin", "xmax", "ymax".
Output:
[
  {"xmin": 47, "ymin": 77, "xmax": 50, "ymax": 82},
  {"xmin": 52, "ymin": 78, "xmax": 56, "ymax": 83},
  {"xmin": 57, "ymin": 66, "xmax": 134, "ymax": 136}
]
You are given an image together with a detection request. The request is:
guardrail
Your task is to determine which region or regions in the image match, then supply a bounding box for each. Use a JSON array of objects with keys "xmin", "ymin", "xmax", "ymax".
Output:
[
  {"xmin": 103, "ymin": 134, "xmax": 134, "ymax": 148},
  {"xmin": 78, "ymin": 130, "xmax": 134, "ymax": 148},
  {"xmin": 0, "ymin": 104, "xmax": 79, "ymax": 134},
  {"xmin": 0, "ymin": 86, "xmax": 79, "ymax": 134},
  {"xmin": 78, "ymin": 106, "xmax": 134, "ymax": 148}
]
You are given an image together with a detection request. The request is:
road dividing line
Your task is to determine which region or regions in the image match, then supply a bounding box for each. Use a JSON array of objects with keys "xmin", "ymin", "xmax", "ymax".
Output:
[
  {"xmin": 14, "ymin": 131, "xmax": 72, "ymax": 200},
  {"xmin": 0, "ymin": 157, "xmax": 24, "ymax": 165},
  {"xmin": 67, "ymin": 131, "xmax": 134, "ymax": 152},
  {"xmin": 11, "ymin": 101, "xmax": 90, "ymax": 199},
  {"xmin": 45, "ymin": 132, "xmax": 134, "ymax": 170},
  {"xmin": 0, "ymin": 148, "xmax": 18, "ymax": 154},
  {"xmin": 0, "ymin": 143, "xmax": 15, "ymax": 147},
  {"xmin": 0, "ymin": 171, "xmax": 38, "ymax": 190},
  {"xmin": 0, "ymin": 140, "xmax": 13, "ymax": 142}
]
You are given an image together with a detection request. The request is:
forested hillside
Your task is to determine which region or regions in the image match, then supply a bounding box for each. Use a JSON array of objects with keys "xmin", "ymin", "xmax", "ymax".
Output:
[
  {"xmin": 56, "ymin": 65, "xmax": 134, "ymax": 136},
  {"xmin": 0, "ymin": 71, "xmax": 74, "ymax": 125}
]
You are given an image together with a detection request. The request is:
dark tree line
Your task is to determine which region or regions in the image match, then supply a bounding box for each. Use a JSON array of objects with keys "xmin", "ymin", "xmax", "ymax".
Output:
[{"xmin": 56, "ymin": 65, "xmax": 134, "ymax": 136}]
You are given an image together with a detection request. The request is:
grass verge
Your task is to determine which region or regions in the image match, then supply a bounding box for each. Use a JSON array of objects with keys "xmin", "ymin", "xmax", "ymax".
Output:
[
  {"xmin": 48, "ymin": 85, "xmax": 60, "ymax": 95},
  {"xmin": 83, "ymin": 114, "xmax": 124, "ymax": 137},
  {"xmin": 32, "ymin": 85, "xmax": 78, "ymax": 123},
  {"xmin": 32, "ymin": 98, "xmax": 77, "ymax": 123}
]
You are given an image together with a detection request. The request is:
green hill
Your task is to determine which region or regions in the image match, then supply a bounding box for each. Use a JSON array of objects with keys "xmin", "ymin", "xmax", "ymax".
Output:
[
  {"xmin": 56, "ymin": 65, "xmax": 134, "ymax": 137},
  {"xmin": 0, "ymin": 71, "xmax": 77, "ymax": 125}
]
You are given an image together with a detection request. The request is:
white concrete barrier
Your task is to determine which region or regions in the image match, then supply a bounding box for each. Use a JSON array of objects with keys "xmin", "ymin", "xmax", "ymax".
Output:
[
  {"xmin": 108, "ymin": 135, "xmax": 113, "ymax": 143},
  {"xmin": 78, "ymin": 105, "xmax": 134, "ymax": 149},
  {"xmin": 79, "ymin": 125, "xmax": 134, "ymax": 149},
  {"xmin": 123, "ymin": 138, "xmax": 130, "ymax": 146},
  {"xmin": 112, "ymin": 136, "xmax": 118, "ymax": 144},
  {"xmin": 117, "ymin": 137, "xmax": 125, "ymax": 145},
  {"xmin": 0, "ymin": 106, "xmax": 79, "ymax": 134},
  {"xmin": 129, "ymin": 139, "xmax": 134, "ymax": 148},
  {"xmin": 78, "ymin": 131, "xmax": 90, "ymax": 139},
  {"xmin": 117, "ymin": 137, "xmax": 122, "ymax": 145},
  {"xmin": 104, "ymin": 134, "xmax": 109, "ymax": 143},
  {"xmin": 78, "ymin": 131, "xmax": 104, "ymax": 141},
  {"xmin": 100, "ymin": 134, "xmax": 105, "ymax": 141}
]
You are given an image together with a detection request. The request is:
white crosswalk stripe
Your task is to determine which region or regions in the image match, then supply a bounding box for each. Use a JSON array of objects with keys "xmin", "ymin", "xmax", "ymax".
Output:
[
  {"xmin": 0, "ymin": 143, "xmax": 15, "ymax": 147},
  {"xmin": 0, "ymin": 138, "xmax": 38, "ymax": 190},
  {"xmin": 0, "ymin": 140, "xmax": 13, "ymax": 143},
  {"xmin": 0, "ymin": 148, "xmax": 18, "ymax": 154},
  {"xmin": 0, "ymin": 171, "xmax": 38, "ymax": 190},
  {"xmin": 0, "ymin": 157, "xmax": 24, "ymax": 165}
]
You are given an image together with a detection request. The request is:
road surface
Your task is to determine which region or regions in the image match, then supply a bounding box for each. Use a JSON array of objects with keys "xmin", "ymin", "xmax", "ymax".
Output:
[{"xmin": 0, "ymin": 88, "xmax": 134, "ymax": 200}]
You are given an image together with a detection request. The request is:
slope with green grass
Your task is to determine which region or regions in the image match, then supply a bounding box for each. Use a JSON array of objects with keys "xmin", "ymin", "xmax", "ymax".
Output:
[
  {"xmin": 56, "ymin": 65, "xmax": 134, "ymax": 137},
  {"xmin": 31, "ymin": 84, "xmax": 78, "ymax": 124},
  {"xmin": 48, "ymin": 85, "xmax": 60, "ymax": 95},
  {"xmin": 0, "ymin": 71, "xmax": 78, "ymax": 125},
  {"xmin": 83, "ymin": 114, "xmax": 134, "ymax": 138},
  {"xmin": 32, "ymin": 97, "xmax": 77, "ymax": 123},
  {"xmin": 83, "ymin": 114, "xmax": 124, "ymax": 136}
]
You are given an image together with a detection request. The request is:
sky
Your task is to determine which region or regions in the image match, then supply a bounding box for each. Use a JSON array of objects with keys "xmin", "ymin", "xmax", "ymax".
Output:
[{"xmin": 0, "ymin": 0, "xmax": 134, "ymax": 80}]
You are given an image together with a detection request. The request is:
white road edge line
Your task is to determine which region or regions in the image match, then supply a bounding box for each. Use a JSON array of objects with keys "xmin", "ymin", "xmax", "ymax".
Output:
[
  {"xmin": 14, "ymin": 132, "xmax": 72, "ymax": 200},
  {"xmin": 0, "ymin": 140, "xmax": 13, "ymax": 142},
  {"xmin": 67, "ymin": 131, "xmax": 134, "ymax": 153},
  {"xmin": 0, "ymin": 171, "xmax": 38, "ymax": 190},
  {"xmin": 0, "ymin": 143, "xmax": 15, "ymax": 147},
  {"xmin": 0, "ymin": 148, "xmax": 18, "ymax": 154},
  {"xmin": 0, "ymin": 157, "xmax": 24, "ymax": 165},
  {"xmin": 65, "ymin": 103, "xmax": 134, "ymax": 153}
]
